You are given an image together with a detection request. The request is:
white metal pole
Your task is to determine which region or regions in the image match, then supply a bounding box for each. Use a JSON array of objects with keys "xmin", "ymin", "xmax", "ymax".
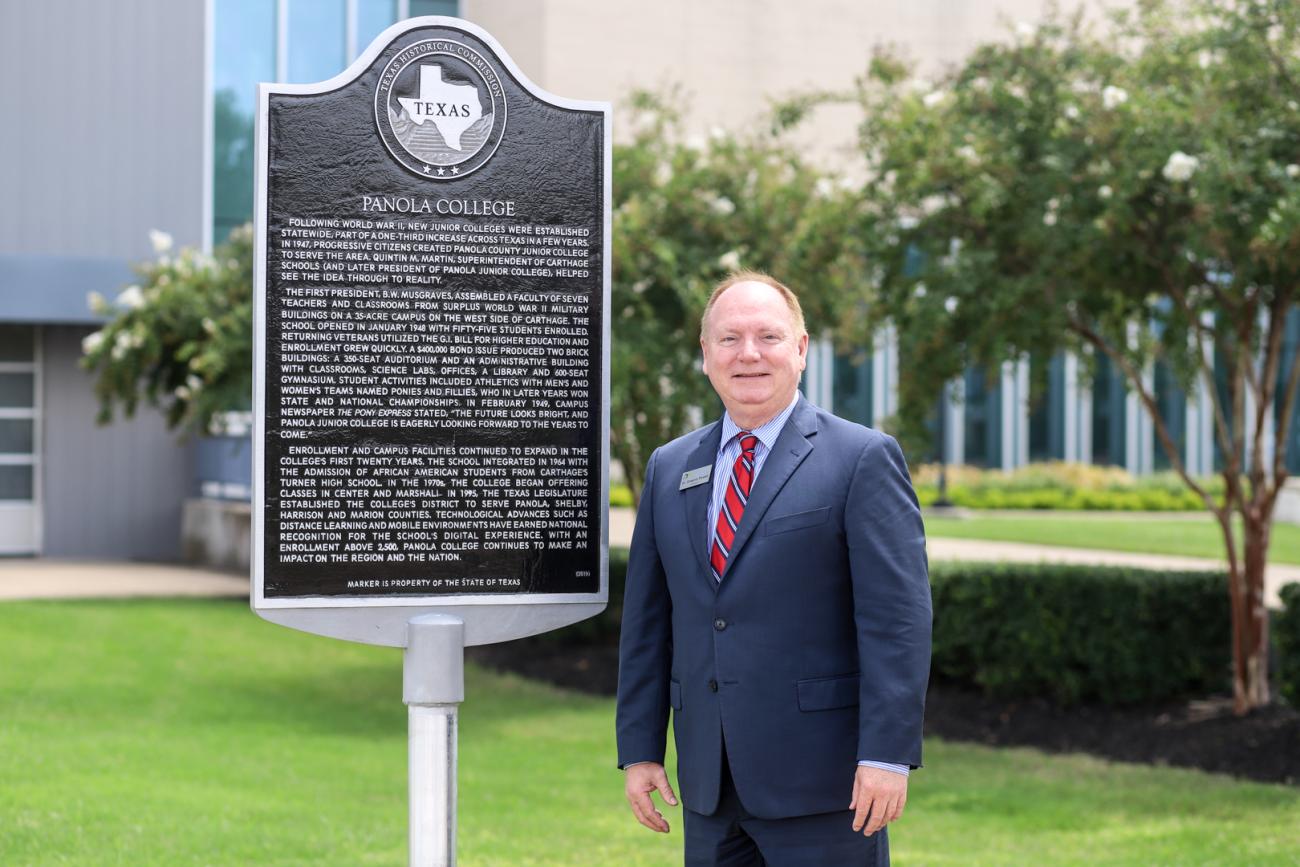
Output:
[{"xmin": 404, "ymin": 614, "xmax": 465, "ymax": 867}]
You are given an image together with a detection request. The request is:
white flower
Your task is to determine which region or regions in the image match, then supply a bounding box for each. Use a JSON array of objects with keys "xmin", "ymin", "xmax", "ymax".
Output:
[
  {"xmin": 1197, "ymin": 49, "xmax": 1219, "ymax": 69},
  {"xmin": 1102, "ymin": 86, "xmax": 1128, "ymax": 109},
  {"xmin": 1268, "ymin": 24, "xmax": 1283, "ymax": 43},
  {"xmin": 1043, "ymin": 198, "xmax": 1060, "ymax": 226},
  {"xmin": 944, "ymin": 296, "xmax": 959, "ymax": 314},
  {"xmin": 922, "ymin": 90, "xmax": 948, "ymax": 108},
  {"xmin": 1287, "ymin": 165, "xmax": 1300, "ymax": 179},
  {"xmin": 1098, "ymin": 184, "xmax": 1113, "ymax": 199},
  {"xmin": 148, "ymin": 229, "xmax": 173, "ymax": 254},
  {"xmin": 202, "ymin": 317, "xmax": 218, "ymax": 335},
  {"xmin": 116, "ymin": 285, "xmax": 145, "ymax": 309},
  {"xmin": 969, "ymin": 77, "xmax": 990, "ymax": 93},
  {"xmin": 814, "ymin": 178, "xmax": 836, "ymax": 199},
  {"xmin": 1015, "ymin": 21, "xmax": 1036, "ymax": 41},
  {"xmin": 1064, "ymin": 105, "xmax": 1080, "ymax": 121},
  {"xmin": 186, "ymin": 374, "xmax": 203, "ymax": 392},
  {"xmin": 81, "ymin": 331, "xmax": 104, "ymax": 355},
  {"xmin": 956, "ymin": 144, "xmax": 979, "ymax": 163},
  {"xmin": 718, "ymin": 250, "xmax": 742, "ymax": 271},
  {"xmin": 1069, "ymin": 79, "xmax": 1097, "ymax": 95},
  {"xmin": 653, "ymin": 161, "xmax": 673, "ymax": 186},
  {"xmin": 709, "ymin": 126, "xmax": 727, "ymax": 141},
  {"xmin": 1162, "ymin": 151, "xmax": 1200, "ymax": 182},
  {"xmin": 909, "ymin": 78, "xmax": 933, "ymax": 94},
  {"xmin": 86, "ymin": 291, "xmax": 107, "ymax": 313},
  {"xmin": 111, "ymin": 331, "xmax": 133, "ymax": 360},
  {"xmin": 174, "ymin": 386, "xmax": 191, "ymax": 401},
  {"xmin": 913, "ymin": 282, "xmax": 928, "ymax": 299},
  {"xmin": 920, "ymin": 194, "xmax": 950, "ymax": 215},
  {"xmin": 837, "ymin": 175, "xmax": 860, "ymax": 193},
  {"xmin": 708, "ymin": 195, "xmax": 736, "ymax": 216},
  {"xmin": 631, "ymin": 279, "xmax": 650, "ymax": 295},
  {"xmin": 1290, "ymin": 101, "xmax": 1299, "ymax": 112},
  {"xmin": 1006, "ymin": 83, "xmax": 1027, "ymax": 101},
  {"xmin": 897, "ymin": 216, "xmax": 919, "ymax": 230},
  {"xmin": 685, "ymin": 134, "xmax": 707, "ymax": 152}
]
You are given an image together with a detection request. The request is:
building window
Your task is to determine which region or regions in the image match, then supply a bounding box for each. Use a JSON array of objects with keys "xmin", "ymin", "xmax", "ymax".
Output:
[
  {"xmin": 211, "ymin": 0, "xmax": 460, "ymax": 243},
  {"xmin": 832, "ymin": 351, "xmax": 872, "ymax": 428}
]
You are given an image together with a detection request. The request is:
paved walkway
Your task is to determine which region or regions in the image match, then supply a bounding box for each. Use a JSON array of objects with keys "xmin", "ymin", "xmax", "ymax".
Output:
[
  {"xmin": 0, "ymin": 558, "xmax": 247, "ymax": 601},
  {"xmin": 1, "ymin": 507, "xmax": 1295, "ymax": 605}
]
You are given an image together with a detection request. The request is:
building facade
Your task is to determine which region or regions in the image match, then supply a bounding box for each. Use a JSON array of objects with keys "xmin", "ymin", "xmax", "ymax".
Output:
[{"xmin": 3, "ymin": 0, "xmax": 1289, "ymax": 558}]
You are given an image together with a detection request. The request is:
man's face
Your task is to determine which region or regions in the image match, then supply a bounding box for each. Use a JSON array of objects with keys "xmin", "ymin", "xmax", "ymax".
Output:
[{"xmin": 700, "ymin": 281, "xmax": 809, "ymax": 426}]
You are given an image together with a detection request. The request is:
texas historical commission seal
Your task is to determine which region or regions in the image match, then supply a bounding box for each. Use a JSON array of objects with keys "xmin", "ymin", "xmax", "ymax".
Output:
[{"xmin": 375, "ymin": 39, "xmax": 507, "ymax": 179}]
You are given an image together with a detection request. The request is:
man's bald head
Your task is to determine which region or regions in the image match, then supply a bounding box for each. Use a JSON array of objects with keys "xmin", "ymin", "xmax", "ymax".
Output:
[{"xmin": 700, "ymin": 270, "xmax": 807, "ymax": 341}]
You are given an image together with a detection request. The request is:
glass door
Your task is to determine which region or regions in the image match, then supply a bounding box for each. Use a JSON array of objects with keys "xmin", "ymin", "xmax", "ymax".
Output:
[{"xmin": 0, "ymin": 325, "xmax": 39, "ymax": 554}]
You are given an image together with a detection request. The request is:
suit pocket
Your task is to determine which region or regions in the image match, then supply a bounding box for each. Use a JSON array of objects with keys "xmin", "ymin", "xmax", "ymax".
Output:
[
  {"xmin": 796, "ymin": 673, "xmax": 860, "ymax": 712},
  {"xmin": 669, "ymin": 679, "xmax": 683, "ymax": 710},
  {"xmin": 763, "ymin": 506, "xmax": 831, "ymax": 536}
]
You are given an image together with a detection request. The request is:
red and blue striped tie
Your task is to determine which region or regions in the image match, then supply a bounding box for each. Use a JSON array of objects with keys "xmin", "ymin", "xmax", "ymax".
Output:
[{"xmin": 710, "ymin": 433, "xmax": 759, "ymax": 581}]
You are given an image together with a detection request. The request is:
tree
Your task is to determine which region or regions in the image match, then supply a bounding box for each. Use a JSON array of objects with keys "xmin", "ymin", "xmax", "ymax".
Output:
[
  {"xmin": 611, "ymin": 91, "xmax": 864, "ymax": 504},
  {"xmin": 82, "ymin": 225, "xmax": 254, "ymax": 433},
  {"xmin": 855, "ymin": 0, "xmax": 1300, "ymax": 712}
]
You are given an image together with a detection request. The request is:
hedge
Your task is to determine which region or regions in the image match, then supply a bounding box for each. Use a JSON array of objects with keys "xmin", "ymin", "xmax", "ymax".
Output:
[
  {"xmin": 930, "ymin": 563, "xmax": 1230, "ymax": 706},
  {"xmin": 1279, "ymin": 583, "xmax": 1300, "ymax": 707},
  {"xmin": 547, "ymin": 551, "xmax": 1234, "ymax": 707}
]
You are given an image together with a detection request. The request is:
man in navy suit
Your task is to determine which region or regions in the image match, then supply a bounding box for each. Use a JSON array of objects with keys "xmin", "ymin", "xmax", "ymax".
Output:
[{"xmin": 616, "ymin": 272, "xmax": 932, "ymax": 865}]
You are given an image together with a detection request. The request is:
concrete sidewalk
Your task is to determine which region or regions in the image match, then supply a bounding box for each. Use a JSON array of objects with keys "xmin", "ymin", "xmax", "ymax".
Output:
[
  {"xmin": 1, "ymin": 507, "xmax": 1296, "ymax": 604},
  {"xmin": 0, "ymin": 558, "xmax": 247, "ymax": 601}
]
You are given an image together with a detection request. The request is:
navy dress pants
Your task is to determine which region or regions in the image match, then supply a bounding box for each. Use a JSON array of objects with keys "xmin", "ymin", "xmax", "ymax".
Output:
[{"xmin": 683, "ymin": 746, "xmax": 889, "ymax": 867}]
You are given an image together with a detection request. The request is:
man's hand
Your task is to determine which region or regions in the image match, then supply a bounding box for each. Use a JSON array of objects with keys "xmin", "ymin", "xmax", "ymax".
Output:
[
  {"xmin": 624, "ymin": 762, "xmax": 678, "ymax": 833},
  {"xmin": 849, "ymin": 765, "xmax": 908, "ymax": 837}
]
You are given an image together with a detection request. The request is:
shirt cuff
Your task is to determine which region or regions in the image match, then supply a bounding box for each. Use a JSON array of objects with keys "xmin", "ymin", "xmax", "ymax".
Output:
[{"xmin": 858, "ymin": 760, "xmax": 910, "ymax": 777}]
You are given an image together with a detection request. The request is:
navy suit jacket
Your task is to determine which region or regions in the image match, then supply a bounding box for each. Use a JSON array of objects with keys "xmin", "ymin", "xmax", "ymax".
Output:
[{"xmin": 615, "ymin": 396, "xmax": 932, "ymax": 820}]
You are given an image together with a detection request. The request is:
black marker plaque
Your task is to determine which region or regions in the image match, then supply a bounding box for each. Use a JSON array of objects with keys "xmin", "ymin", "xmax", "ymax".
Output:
[{"xmin": 255, "ymin": 20, "xmax": 608, "ymax": 602}]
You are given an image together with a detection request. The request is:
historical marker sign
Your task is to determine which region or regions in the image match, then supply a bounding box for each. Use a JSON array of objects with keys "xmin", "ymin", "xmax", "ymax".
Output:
[{"xmin": 252, "ymin": 17, "xmax": 610, "ymax": 646}]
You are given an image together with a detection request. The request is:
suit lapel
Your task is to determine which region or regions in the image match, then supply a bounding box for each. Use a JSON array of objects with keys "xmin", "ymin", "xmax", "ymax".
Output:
[
  {"xmin": 682, "ymin": 421, "xmax": 724, "ymax": 582},
  {"xmin": 722, "ymin": 398, "xmax": 818, "ymax": 580}
]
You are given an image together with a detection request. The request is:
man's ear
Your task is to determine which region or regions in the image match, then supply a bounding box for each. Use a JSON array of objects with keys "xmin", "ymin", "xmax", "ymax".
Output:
[
  {"xmin": 700, "ymin": 340, "xmax": 709, "ymax": 376},
  {"xmin": 797, "ymin": 333, "xmax": 809, "ymax": 370}
]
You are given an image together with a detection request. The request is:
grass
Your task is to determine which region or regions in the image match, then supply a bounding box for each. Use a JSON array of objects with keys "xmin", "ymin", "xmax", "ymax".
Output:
[
  {"xmin": 925, "ymin": 511, "xmax": 1300, "ymax": 565},
  {"xmin": 2, "ymin": 599, "xmax": 1298, "ymax": 865}
]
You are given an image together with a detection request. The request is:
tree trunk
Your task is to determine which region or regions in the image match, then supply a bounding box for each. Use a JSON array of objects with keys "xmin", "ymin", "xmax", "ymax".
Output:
[{"xmin": 1232, "ymin": 514, "xmax": 1272, "ymax": 714}]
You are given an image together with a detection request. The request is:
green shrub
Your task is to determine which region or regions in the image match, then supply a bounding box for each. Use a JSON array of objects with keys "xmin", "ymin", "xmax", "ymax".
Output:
[
  {"xmin": 1279, "ymin": 583, "xmax": 1300, "ymax": 707},
  {"xmin": 913, "ymin": 462, "xmax": 1221, "ymax": 511},
  {"xmin": 609, "ymin": 484, "xmax": 634, "ymax": 508},
  {"xmin": 930, "ymin": 562, "xmax": 1230, "ymax": 706},
  {"xmin": 548, "ymin": 552, "xmax": 1231, "ymax": 709}
]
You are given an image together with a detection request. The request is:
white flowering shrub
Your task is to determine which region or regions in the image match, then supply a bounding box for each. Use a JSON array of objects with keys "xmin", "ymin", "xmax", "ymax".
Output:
[
  {"xmin": 611, "ymin": 90, "xmax": 863, "ymax": 502},
  {"xmin": 855, "ymin": 0, "xmax": 1300, "ymax": 711},
  {"xmin": 82, "ymin": 225, "xmax": 253, "ymax": 432}
]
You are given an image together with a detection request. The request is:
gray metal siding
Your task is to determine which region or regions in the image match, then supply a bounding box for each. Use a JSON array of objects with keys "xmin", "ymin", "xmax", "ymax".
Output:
[
  {"xmin": 0, "ymin": 0, "xmax": 208, "ymax": 259},
  {"xmin": 40, "ymin": 326, "xmax": 193, "ymax": 560}
]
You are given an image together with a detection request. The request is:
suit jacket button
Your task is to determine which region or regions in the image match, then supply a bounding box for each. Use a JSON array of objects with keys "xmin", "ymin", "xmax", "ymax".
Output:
[
  {"xmin": 708, "ymin": 679, "xmax": 718, "ymax": 692},
  {"xmin": 713, "ymin": 618, "xmax": 727, "ymax": 631}
]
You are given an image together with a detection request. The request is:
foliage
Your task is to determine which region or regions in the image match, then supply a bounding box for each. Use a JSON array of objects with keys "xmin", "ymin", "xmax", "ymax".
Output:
[
  {"xmin": 856, "ymin": 0, "xmax": 1300, "ymax": 710},
  {"xmin": 913, "ymin": 461, "xmax": 1224, "ymax": 510},
  {"xmin": 81, "ymin": 227, "xmax": 254, "ymax": 433},
  {"xmin": 930, "ymin": 562, "xmax": 1231, "ymax": 706},
  {"xmin": 611, "ymin": 90, "xmax": 864, "ymax": 503},
  {"xmin": 1280, "ymin": 583, "xmax": 1300, "ymax": 705}
]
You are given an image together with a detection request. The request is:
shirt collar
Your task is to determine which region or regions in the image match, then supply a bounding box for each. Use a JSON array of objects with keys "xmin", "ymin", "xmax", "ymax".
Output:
[{"xmin": 719, "ymin": 392, "xmax": 801, "ymax": 454}]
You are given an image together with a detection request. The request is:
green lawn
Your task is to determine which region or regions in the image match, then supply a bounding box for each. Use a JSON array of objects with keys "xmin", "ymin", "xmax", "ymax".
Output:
[
  {"xmin": 2, "ymin": 599, "xmax": 1298, "ymax": 865},
  {"xmin": 925, "ymin": 511, "xmax": 1300, "ymax": 565}
]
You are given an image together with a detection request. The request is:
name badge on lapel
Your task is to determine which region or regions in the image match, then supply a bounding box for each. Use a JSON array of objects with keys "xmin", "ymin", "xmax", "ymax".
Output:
[{"xmin": 679, "ymin": 466, "xmax": 712, "ymax": 491}]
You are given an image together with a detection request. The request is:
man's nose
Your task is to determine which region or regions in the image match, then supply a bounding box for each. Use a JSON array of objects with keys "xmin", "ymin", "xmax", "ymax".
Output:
[{"xmin": 738, "ymin": 337, "xmax": 762, "ymax": 360}]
